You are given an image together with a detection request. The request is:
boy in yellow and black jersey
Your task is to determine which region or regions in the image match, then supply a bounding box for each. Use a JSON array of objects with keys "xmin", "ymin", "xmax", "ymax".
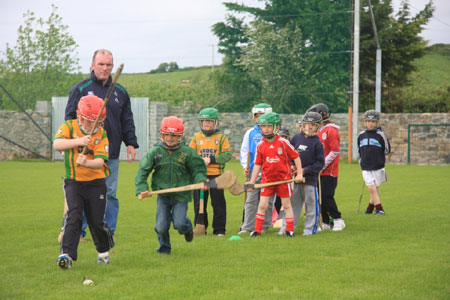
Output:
[
  {"xmin": 189, "ymin": 108, "xmax": 232, "ymax": 235},
  {"xmin": 54, "ymin": 95, "xmax": 114, "ymax": 269}
]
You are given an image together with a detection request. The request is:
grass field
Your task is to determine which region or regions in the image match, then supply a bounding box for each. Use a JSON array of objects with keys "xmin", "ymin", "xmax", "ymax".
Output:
[{"xmin": 0, "ymin": 160, "xmax": 449, "ymax": 299}]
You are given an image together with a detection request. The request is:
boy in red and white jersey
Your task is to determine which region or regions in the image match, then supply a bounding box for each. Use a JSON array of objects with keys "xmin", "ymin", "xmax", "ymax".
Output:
[{"xmin": 247, "ymin": 112, "xmax": 303, "ymax": 237}]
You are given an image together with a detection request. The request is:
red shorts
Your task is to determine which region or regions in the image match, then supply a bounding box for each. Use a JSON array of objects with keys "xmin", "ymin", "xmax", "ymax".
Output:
[{"xmin": 260, "ymin": 182, "xmax": 292, "ymax": 198}]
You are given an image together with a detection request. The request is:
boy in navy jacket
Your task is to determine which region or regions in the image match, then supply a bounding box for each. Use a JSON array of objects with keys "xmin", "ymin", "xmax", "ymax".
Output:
[{"xmin": 358, "ymin": 110, "xmax": 391, "ymax": 215}]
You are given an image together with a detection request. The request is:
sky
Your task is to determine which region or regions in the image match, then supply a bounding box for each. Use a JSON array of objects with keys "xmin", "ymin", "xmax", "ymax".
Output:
[{"xmin": 0, "ymin": 0, "xmax": 449, "ymax": 74}]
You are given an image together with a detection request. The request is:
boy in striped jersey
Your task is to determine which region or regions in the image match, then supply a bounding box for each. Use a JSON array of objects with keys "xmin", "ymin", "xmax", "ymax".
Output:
[
  {"xmin": 189, "ymin": 108, "xmax": 232, "ymax": 236},
  {"xmin": 54, "ymin": 95, "xmax": 114, "ymax": 269}
]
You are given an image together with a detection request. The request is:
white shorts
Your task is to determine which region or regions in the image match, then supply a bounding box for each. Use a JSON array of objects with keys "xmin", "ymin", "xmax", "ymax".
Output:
[{"xmin": 362, "ymin": 168, "xmax": 387, "ymax": 187}]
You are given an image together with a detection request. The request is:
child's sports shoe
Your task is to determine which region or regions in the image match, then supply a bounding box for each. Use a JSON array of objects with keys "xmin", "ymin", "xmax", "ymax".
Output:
[
  {"xmin": 285, "ymin": 231, "xmax": 294, "ymax": 237},
  {"xmin": 184, "ymin": 230, "xmax": 194, "ymax": 242},
  {"xmin": 332, "ymin": 219, "xmax": 346, "ymax": 231},
  {"xmin": 321, "ymin": 223, "xmax": 331, "ymax": 231},
  {"xmin": 250, "ymin": 231, "xmax": 261, "ymax": 237},
  {"xmin": 57, "ymin": 254, "xmax": 72, "ymax": 269},
  {"xmin": 97, "ymin": 252, "xmax": 109, "ymax": 264},
  {"xmin": 365, "ymin": 210, "xmax": 373, "ymax": 215},
  {"xmin": 375, "ymin": 210, "xmax": 385, "ymax": 216}
]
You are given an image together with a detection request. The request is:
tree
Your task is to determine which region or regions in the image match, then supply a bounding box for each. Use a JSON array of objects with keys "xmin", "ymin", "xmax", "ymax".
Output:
[
  {"xmin": 360, "ymin": 0, "xmax": 434, "ymax": 112},
  {"xmin": 212, "ymin": 0, "xmax": 352, "ymax": 113},
  {"xmin": 0, "ymin": 5, "xmax": 82, "ymax": 110},
  {"xmin": 237, "ymin": 21, "xmax": 311, "ymax": 113},
  {"xmin": 168, "ymin": 62, "xmax": 179, "ymax": 72}
]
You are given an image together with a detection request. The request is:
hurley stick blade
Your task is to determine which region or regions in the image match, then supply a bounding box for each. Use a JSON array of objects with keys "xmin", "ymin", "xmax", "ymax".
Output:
[
  {"xmin": 206, "ymin": 170, "xmax": 237, "ymax": 189},
  {"xmin": 229, "ymin": 178, "xmax": 305, "ymax": 196},
  {"xmin": 193, "ymin": 190, "xmax": 206, "ymax": 235}
]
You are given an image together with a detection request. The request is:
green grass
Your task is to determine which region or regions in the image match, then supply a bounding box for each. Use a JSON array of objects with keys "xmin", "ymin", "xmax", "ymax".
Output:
[{"xmin": 0, "ymin": 160, "xmax": 449, "ymax": 299}]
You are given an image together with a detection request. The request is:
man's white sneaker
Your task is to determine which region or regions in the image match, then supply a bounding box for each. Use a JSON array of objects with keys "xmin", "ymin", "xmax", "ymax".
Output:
[
  {"xmin": 332, "ymin": 219, "xmax": 346, "ymax": 231},
  {"xmin": 97, "ymin": 251, "xmax": 109, "ymax": 264}
]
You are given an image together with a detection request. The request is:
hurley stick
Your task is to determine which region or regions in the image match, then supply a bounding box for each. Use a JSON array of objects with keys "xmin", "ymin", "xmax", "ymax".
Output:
[
  {"xmin": 229, "ymin": 177, "xmax": 305, "ymax": 196},
  {"xmin": 138, "ymin": 170, "xmax": 237, "ymax": 199},
  {"xmin": 357, "ymin": 181, "xmax": 365, "ymax": 213}
]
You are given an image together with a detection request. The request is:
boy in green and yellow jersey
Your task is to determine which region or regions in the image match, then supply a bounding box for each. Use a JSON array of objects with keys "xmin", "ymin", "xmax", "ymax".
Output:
[
  {"xmin": 54, "ymin": 95, "xmax": 114, "ymax": 269},
  {"xmin": 189, "ymin": 108, "xmax": 232, "ymax": 236}
]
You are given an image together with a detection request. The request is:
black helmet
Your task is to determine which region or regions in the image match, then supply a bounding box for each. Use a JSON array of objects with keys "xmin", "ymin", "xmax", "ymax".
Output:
[
  {"xmin": 301, "ymin": 111, "xmax": 322, "ymax": 125},
  {"xmin": 278, "ymin": 126, "xmax": 290, "ymax": 138},
  {"xmin": 307, "ymin": 103, "xmax": 330, "ymax": 121},
  {"xmin": 363, "ymin": 110, "xmax": 380, "ymax": 121}
]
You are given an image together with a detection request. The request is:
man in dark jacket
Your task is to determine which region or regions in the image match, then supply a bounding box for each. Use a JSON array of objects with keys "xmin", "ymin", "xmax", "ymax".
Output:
[{"xmin": 65, "ymin": 49, "xmax": 139, "ymax": 236}]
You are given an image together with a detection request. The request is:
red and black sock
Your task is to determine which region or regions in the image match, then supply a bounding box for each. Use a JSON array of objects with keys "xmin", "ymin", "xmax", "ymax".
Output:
[
  {"xmin": 254, "ymin": 213, "xmax": 265, "ymax": 233},
  {"xmin": 366, "ymin": 203, "xmax": 375, "ymax": 213},
  {"xmin": 375, "ymin": 204, "xmax": 384, "ymax": 212}
]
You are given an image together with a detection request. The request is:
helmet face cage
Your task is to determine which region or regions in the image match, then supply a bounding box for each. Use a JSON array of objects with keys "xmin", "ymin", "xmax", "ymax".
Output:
[
  {"xmin": 363, "ymin": 110, "xmax": 380, "ymax": 121},
  {"xmin": 160, "ymin": 116, "xmax": 184, "ymax": 150},
  {"xmin": 307, "ymin": 103, "xmax": 330, "ymax": 121},
  {"xmin": 252, "ymin": 103, "xmax": 272, "ymax": 116},
  {"xmin": 301, "ymin": 111, "xmax": 322, "ymax": 137}
]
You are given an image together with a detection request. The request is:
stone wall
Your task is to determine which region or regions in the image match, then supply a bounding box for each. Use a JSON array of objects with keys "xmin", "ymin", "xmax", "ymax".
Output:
[{"xmin": 1, "ymin": 101, "xmax": 448, "ymax": 164}]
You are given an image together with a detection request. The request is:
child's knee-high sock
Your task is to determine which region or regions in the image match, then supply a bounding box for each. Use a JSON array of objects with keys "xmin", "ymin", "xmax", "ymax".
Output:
[
  {"xmin": 286, "ymin": 217, "xmax": 294, "ymax": 232},
  {"xmin": 254, "ymin": 213, "xmax": 265, "ymax": 233}
]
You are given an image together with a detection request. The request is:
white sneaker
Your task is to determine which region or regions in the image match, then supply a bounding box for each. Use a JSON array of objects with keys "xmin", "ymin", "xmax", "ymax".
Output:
[
  {"xmin": 238, "ymin": 230, "xmax": 250, "ymax": 235},
  {"xmin": 97, "ymin": 251, "xmax": 109, "ymax": 264},
  {"xmin": 276, "ymin": 230, "xmax": 285, "ymax": 236},
  {"xmin": 322, "ymin": 223, "xmax": 331, "ymax": 231},
  {"xmin": 332, "ymin": 219, "xmax": 346, "ymax": 231}
]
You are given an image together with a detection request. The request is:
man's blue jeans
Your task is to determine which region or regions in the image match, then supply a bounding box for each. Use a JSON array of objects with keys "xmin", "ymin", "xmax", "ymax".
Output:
[
  {"xmin": 155, "ymin": 195, "xmax": 193, "ymax": 254},
  {"xmin": 105, "ymin": 158, "xmax": 120, "ymax": 234}
]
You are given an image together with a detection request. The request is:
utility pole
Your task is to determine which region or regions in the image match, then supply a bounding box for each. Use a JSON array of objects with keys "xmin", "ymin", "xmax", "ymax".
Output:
[
  {"xmin": 352, "ymin": 0, "xmax": 360, "ymax": 161},
  {"xmin": 368, "ymin": 0, "xmax": 382, "ymax": 112}
]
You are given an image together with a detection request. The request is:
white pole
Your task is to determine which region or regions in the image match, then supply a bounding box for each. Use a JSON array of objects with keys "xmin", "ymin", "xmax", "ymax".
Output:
[
  {"xmin": 375, "ymin": 48, "xmax": 382, "ymax": 112},
  {"xmin": 352, "ymin": 0, "xmax": 360, "ymax": 161}
]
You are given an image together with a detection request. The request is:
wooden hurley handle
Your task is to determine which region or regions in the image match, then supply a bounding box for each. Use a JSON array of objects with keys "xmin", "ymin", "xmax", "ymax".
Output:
[
  {"xmin": 253, "ymin": 178, "xmax": 305, "ymax": 189},
  {"xmin": 138, "ymin": 182, "xmax": 205, "ymax": 199}
]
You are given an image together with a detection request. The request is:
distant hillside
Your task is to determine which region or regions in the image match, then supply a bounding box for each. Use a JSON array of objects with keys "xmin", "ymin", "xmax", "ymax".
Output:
[
  {"xmin": 411, "ymin": 44, "xmax": 450, "ymax": 87},
  {"xmin": 120, "ymin": 66, "xmax": 213, "ymax": 85}
]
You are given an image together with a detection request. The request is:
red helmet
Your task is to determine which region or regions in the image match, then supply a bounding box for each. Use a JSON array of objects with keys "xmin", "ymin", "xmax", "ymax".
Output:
[
  {"xmin": 77, "ymin": 95, "xmax": 106, "ymax": 121},
  {"xmin": 160, "ymin": 116, "xmax": 184, "ymax": 135}
]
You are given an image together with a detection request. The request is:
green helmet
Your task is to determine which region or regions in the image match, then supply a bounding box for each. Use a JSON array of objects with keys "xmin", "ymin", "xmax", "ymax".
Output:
[
  {"xmin": 198, "ymin": 108, "xmax": 219, "ymax": 135},
  {"xmin": 258, "ymin": 112, "xmax": 281, "ymax": 127},
  {"xmin": 198, "ymin": 108, "xmax": 219, "ymax": 121},
  {"xmin": 252, "ymin": 103, "xmax": 272, "ymax": 115}
]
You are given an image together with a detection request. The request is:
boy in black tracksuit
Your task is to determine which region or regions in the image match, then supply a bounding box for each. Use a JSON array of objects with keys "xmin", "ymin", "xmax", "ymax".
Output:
[{"xmin": 358, "ymin": 110, "xmax": 391, "ymax": 215}]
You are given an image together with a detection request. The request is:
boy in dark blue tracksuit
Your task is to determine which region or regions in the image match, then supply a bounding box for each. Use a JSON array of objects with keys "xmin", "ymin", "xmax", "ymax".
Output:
[
  {"xmin": 279, "ymin": 112, "xmax": 325, "ymax": 235},
  {"xmin": 358, "ymin": 110, "xmax": 391, "ymax": 215}
]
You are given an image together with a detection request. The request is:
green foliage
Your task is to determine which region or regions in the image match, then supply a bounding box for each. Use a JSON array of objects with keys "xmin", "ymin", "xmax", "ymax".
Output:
[
  {"xmin": 237, "ymin": 21, "xmax": 312, "ymax": 113},
  {"xmin": 212, "ymin": 0, "xmax": 352, "ymax": 114},
  {"xmin": 0, "ymin": 161, "xmax": 449, "ymax": 299},
  {"xmin": 149, "ymin": 61, "xmax": 180, "ymax": 74},
  {"xmin": 360, "ymin": 0, "xmax": 435, "ymax": 112},
  {"xmin": 0, "ymin": 5, "xmax": 82, "ymax": 110}
]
